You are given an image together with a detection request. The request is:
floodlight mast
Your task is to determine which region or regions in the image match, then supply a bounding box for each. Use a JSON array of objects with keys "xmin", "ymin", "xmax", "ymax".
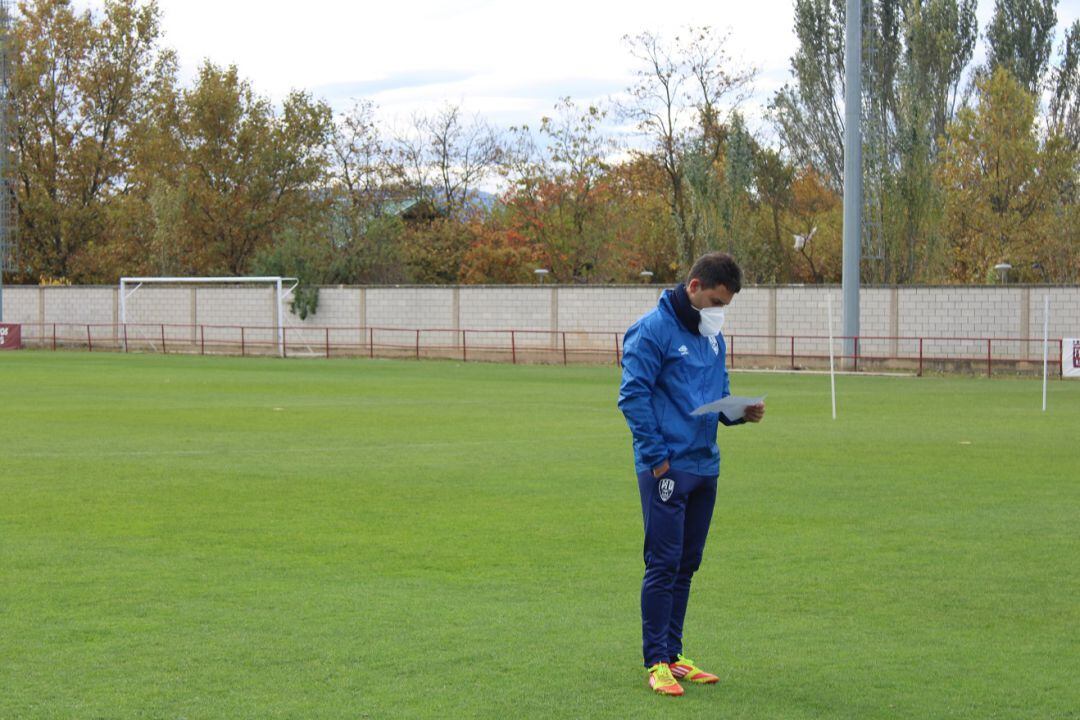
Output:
[
  {"xmin": 119, "ymin": 276, "xmax": 297, "ymax": 357},
  {"xmin": 0, "ymin": 0, "xmax": 15, "ymax": 322},
  {"xmin": 842, "ymin": 0, "xmax": 863, "ymax": 366}
]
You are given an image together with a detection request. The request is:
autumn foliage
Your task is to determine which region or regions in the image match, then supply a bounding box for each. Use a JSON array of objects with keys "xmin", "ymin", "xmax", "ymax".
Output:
[{"xmin": 4, "ymin": 0, "xmax": 1079, "ymax": 292}]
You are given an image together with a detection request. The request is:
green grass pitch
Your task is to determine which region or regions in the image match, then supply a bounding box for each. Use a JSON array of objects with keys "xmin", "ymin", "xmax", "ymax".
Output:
[{"xmin": 2, "ymin": 351, "xmax": 1078, "ymax": 719}]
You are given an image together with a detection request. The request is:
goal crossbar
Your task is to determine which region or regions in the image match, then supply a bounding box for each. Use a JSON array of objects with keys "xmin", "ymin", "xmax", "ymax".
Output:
[{"xmin": 119, "ymin": 276, "xmax": 298, "ymax": 357}]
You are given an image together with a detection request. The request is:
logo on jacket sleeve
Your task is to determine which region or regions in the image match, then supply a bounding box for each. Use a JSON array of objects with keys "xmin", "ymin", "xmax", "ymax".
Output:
[
  {"xmin": 678, "ymin": 345, "xmax": 689, "ymax": 357},
  {"xmin": 658, "ymin": 477, "xmax": 675, "ymax": 502}
]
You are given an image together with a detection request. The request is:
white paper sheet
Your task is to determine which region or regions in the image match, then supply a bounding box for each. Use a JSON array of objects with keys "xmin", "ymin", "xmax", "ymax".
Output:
[{"xmin": 690, "ymin": 394, "xmax": 766, "ymax": 420}]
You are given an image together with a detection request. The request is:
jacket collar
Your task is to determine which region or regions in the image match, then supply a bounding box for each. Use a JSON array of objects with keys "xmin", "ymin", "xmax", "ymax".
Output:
[{"xmin": 667, "ymin": 283, "xmax": 700, "ymax": 335}]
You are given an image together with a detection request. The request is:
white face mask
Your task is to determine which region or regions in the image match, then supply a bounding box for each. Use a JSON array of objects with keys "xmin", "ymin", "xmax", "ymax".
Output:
[{"xmin": 698, "ymin": 307, "xmax": 725, "ymax": 337}]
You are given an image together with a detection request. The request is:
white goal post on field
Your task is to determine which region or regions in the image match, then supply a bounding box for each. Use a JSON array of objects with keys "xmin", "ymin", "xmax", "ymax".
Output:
[{"xmin": 119, "ymin": 276, "xmax": 298, "ymax": 357}]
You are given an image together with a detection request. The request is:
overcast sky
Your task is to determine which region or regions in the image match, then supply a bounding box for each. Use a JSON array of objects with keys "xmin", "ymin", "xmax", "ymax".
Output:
[
  {"xmin": 150, "ymin": 0, "xmax": 795, "ymax": 118},
  {"xmin": 76, "ymin": 0, "xmax": 1080, "ymax": 140}
]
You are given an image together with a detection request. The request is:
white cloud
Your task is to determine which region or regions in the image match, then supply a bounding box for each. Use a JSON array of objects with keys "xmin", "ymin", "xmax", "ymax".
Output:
[
  {"xmin": 73, "ymin": 0, "xmax": 1080, "ymax": 146},
  {"xmin": 139, "ymin": 0, "xmax": 798, "ymax": 126}
]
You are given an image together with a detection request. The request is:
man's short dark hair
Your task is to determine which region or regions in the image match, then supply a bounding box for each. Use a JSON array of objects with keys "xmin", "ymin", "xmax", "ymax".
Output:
[{"xmin": 687, "ymin": 252, "xmax": 742, "ymax": 293}]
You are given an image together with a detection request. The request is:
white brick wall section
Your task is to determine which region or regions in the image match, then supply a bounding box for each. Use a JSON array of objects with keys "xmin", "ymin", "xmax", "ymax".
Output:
[
  {"xmin": 3, "ymin": 287, "xmax": 41, "ymax": 324},
  {"xmin": 41, "ymin": 287, "xmax": 115, "ymax": 325},
  {"xmin": 4, "ymin": 285, "xmax": 1079, "ymax": 356}
]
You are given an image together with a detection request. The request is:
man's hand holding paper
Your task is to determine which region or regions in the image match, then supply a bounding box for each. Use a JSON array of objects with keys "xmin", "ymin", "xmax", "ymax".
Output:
[
  {"xmin": 691, "ymin": 394, "xmax": 767, "ymax": 422},
  {"xmin": 744, "ymin": 401, "xmax": 765, "ymax": 423}
]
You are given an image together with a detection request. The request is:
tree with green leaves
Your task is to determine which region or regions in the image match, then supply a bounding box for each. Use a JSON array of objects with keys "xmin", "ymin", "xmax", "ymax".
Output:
[
  {"xmin": 753, "ymin": 147, "xmax": 797, "ymax": 282},
  {"xmin": 772, "ymin": 0, "xmax": 977, "ymax": 283},
  {"xmin": 770, "ymin": 0, "xmax": 846, "ymax": 190},
  {"xmin": 620, "ymin": 26, "xmax": 754, "ymax": 274},
  {"xmin": 985, "ymin": 0, "xmax": 1058, "ymax": 94},
  {"xmin": 939, "ymin": 67, "xmax": 1075, "ymax": 282},
  {"xmin": 881, "ymin": 0, "xmax": 977, "ymax": 282},
  {"xmin": 330, "ymin": 99, "xmax": 400, "ymax": 217},
  {"xmin": 170, "ymin": 62, "xmax": 332, "ymax": 275},
  {"xmin": 1049, "ymin": 20, "xmax": 1080, "ymax": 150},
  {"xmin": 904, "ymin": 0, "xmax": 979, "ymax": 146},
  {"xmin": 321, "ymin": 100, "xmax": 409, "ymax": 284},
  {"xmin": 721, "ymin": 112, "xmax": 754, "ymax": 256},
  {"xmin": 502, "ymin": 98, "xmax": 617, "ymax": 283},
  {"xmin": 12, "ymin": 0, "xmax": 175, "ymax": 282}
]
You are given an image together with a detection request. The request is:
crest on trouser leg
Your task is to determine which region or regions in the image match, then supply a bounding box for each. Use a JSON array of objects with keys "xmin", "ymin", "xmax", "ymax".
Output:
[{"xmin": 658, "ymin": 477, "xmax": 674, "ymax": 502}]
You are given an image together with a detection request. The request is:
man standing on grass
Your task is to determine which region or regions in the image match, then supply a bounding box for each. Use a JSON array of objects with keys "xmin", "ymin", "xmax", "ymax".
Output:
[{"xmin": 618, "ymin": 252, "xmax": 765, "ymax": 696}]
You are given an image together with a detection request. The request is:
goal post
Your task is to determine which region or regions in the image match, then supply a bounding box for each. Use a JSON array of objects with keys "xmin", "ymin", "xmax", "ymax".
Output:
[{"xmin": 119, "ymin": 276, "xmax": 298, "ymax": 357}]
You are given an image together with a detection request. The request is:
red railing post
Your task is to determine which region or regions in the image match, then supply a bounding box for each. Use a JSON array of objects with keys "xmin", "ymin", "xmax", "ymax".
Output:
[
  {"xmin": 415, "ymin": 329, "xmax": 420, "ymax": 360},
  {"xmin": 854, "ymin": 336, "xmax": 859, "ymax": 371},
  {"xmin": 987, "ymin": 339, "xmax": 992, "ymax": 377},
  {"xmin": 730, "ymin": 335, "xmax": 735, "ymax": 368},
  {"xmin": 511, "ymin": 330, "xmax": 517, "ymax": 365},
  {"xmin": 161, "ymin": 324, "xmax": 166, "ymax": 355},
  {"xmin": 241, "ymin": 326, "xmax": 246, "ymax": 357},
  {"xmin": 1060, "ymin": 339, "xmax": 1064, "ymax": 378},
  {"xmin": 369, "ymin": 327, "xmax": 374, "ymax": 358},
  {"xmin": 615, "ymin": 333, "xmax": 621, "ymax": 365},
  {"xmin": 325, "ymin": 327, "xmax": 330, "ymax": 358},
  {"xmin": 87, "ymin": 325, "xmax": 92, "ymax": 352},
  {"xmin": 200, "ymin": 325, "xmax": 205, "ymax": 355},
  {"xmin": 918, "ymin": 337, "xmax": 924, "ymax": 377},
  {"xmin": 282, "ymin": 327, "xmax": 288, "ymax": 358},
  {"xmin": 52, "ymin": 323, "xmax": 57, "ymax": 351},
  {"xmin": 790, "ymin": 336, "xmax": 795, "ymax": 369},
  {"xmin": 123, "ymin": 324, "xmax": 129, "ymax": 353},
  {"xmin": 562, "ymin": 331, "xmax": 567, "ymax": 365},
  {"xmin": 462, "ymin": 330, "xmax": 467, "ymax": 362}
]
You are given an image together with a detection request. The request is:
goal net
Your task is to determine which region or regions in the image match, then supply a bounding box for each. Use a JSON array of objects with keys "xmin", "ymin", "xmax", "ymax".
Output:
[{"xmin": 119, "ymin": 276, "xmax": 298, "ymax": 357}]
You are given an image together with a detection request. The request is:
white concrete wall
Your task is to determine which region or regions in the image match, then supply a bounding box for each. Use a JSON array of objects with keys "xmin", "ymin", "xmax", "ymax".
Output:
[{"xmin": 5, "ymin": 284, "xmax": 1079, "ymax": 363}]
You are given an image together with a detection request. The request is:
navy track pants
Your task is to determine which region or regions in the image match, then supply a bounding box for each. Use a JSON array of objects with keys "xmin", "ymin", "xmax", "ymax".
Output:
[{"xmin": 637, "ymin": 467, "xmax": 717, "ymax": 667}]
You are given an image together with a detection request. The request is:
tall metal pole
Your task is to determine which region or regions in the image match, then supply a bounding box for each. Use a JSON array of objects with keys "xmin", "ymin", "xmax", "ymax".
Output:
[
  {"xmin": 1042, "ymin": 294, "xmax": 1049, "ymax": 412},
  {"xmin": 0, "ymin": 0, "xmax": 12, "ymax": 323},
  {"xmin": 276, "ymin": 277, "xmax": 284, "ymax": 357},
  {"xmin": 842, "ymin": 0, "xmax": 863, "ymax": 365}
]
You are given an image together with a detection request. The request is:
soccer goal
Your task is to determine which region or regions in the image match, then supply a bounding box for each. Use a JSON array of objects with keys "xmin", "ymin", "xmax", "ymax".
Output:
[{"xmin": 119, "ymin": 276, "xmax": 298, "ymax": 357}]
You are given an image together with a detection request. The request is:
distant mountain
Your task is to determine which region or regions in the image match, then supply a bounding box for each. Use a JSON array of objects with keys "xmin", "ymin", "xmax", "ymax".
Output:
[{"xmin": 469, "ymin": 189, "xmax": 499, "ymax": 211}]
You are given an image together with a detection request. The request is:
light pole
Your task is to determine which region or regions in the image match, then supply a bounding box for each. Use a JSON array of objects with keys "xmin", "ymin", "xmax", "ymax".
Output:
[
  {"xmin": 841, "ymin": 0, "xmax": 863, "ymax": 367},
  {"xmin": 639, "ymin": 270, "xmax": 654, "ymax": 283},
  {"xmin": 994, "ymin": 262, "xmax": 1012, "ymax": 285},
  {"xmin": 534, "ymin": 268, "xmax": 549, "ymax": 284}
]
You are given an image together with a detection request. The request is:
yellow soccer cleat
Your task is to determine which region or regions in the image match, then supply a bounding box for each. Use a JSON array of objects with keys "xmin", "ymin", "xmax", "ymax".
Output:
[
  {"xmin": 669, "ymin": 654, "xmax": 720, "ymax": 684},
  {"xmin": 647, "ymin": 662, "xmax": 684, "ymax": 696}
]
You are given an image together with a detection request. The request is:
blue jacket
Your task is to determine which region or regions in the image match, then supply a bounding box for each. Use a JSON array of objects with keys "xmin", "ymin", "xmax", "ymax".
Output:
[{"xmin": 618, "ymin": 289, "xmax": 742, "ymax": 476}]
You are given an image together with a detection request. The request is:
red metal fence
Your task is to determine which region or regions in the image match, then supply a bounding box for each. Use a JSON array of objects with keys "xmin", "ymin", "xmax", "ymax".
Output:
[{"xmin": 10, "ymin": 321, "xmax": 1068, "ymax": 377}]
